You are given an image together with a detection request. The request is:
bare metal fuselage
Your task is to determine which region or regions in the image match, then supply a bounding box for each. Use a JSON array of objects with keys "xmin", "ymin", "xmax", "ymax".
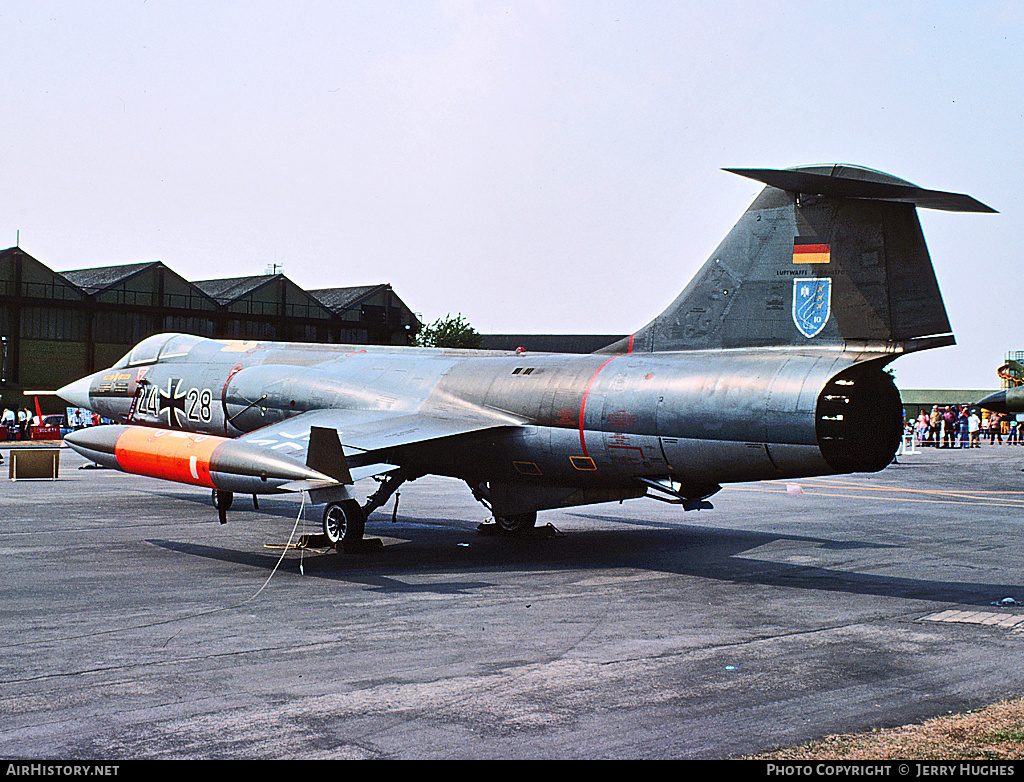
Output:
[
  {"xmin": 59, "ymin": 165, "xmax": 992, "ymax": 531},
  {"xmin": 77, "ymin": 333, "xmax": 900, "ymax": 515}
]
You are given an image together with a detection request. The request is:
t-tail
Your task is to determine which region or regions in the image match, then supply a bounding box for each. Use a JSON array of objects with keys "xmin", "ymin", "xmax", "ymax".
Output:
[{"xmin": 604, "ymin": 165, "xmax": 995, "ymax": 355}]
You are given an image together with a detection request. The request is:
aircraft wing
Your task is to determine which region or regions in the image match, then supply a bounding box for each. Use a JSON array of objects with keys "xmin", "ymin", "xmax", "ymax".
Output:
[{"xmin": 237, "ymin": 404, "xmax": 527, "ymax": 480}]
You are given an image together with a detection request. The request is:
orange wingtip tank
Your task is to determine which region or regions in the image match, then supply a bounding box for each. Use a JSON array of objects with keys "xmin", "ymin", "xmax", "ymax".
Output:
[
  {"xmin": 115, "ymin": 426, "xmax": 222, "ymax": 487},
  {"xmin": 64, "ymin": 425, "xmax": 337, "ymax": 494}
]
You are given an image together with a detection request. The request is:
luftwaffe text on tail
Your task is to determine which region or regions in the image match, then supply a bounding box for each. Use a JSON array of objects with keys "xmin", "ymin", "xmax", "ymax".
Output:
[{"xmin": 57, "ymin": 165, "xmax": 995, "ymax": 550}]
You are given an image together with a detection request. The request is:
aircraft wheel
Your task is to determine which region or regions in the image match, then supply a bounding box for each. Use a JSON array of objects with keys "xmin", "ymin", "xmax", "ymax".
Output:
[
  {"xmin": 495, "ymin": 511, "xmax": 537, "ymax": 534},
  {"xmin": 211, "ymin": 489, "xmax": 233, "ymax": 511},
  {"xmin": 323, "ymin": 500, "xmax": 366, "ymax": 546},
  {"xmin": 322, "ymin": 503, "xmax": 344, "ymax": 544}
]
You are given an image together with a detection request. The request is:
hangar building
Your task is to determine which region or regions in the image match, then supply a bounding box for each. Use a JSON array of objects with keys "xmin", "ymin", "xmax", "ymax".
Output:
[{"xmin": 0, "ymin": 247, "xmax": 421, "ymax": 413}]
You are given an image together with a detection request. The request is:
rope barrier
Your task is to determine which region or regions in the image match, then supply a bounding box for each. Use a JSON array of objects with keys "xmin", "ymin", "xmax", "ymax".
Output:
[{"xmin": 7, "ymin": 493, "xmax": 310, "ymax": 649}]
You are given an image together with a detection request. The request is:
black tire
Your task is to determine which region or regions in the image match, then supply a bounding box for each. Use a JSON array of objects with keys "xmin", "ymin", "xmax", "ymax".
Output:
[
  {"xmin": 323, "ymin": 499, "xmax": 366, "ymax": 546},
  {"xmin": 322, "ymin": 503, "xmax": 344, "ymax": 544},
  {"xmin": 212, "ymin": 489, "xmax": 233, "ymax": 511},
  {"xmin": 495, "ymin": 511, "xmax": 537, "ymax": 534}
]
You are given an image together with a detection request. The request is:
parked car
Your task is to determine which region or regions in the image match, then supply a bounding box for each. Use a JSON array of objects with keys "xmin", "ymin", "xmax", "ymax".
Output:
[
  {"xmin": 39, "ymin": 414, "xmax": 73, "ymax": 438},
  {"xmin": 42, "ymin": 414, "xmax": 68, "ymax": 429}
]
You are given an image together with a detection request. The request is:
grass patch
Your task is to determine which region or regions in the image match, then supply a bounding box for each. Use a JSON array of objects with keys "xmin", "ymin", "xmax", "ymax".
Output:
[{"xmin": 746, "ymin": 697, "xmax": 1024, "ymax": 760}]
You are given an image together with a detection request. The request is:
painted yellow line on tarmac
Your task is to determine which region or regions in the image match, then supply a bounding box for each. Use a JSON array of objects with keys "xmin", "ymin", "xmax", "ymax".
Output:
[
  {"xmin": 733, "ymin": 481, "xmax": 1024, "ymax": 509},
  {"xmin": 922, "ymin": 609, "xmax": 1024, "ymax": 630}
]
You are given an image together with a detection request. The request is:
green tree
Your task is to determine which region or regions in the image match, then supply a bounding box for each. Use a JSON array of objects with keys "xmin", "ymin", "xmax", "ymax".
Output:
[{"xmin": 414, "ymin": 313, "xmax": 483, "ymax": 349}]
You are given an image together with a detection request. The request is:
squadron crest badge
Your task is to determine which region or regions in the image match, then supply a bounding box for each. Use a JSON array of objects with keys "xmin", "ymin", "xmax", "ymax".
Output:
[{"xmin": 792, "ymin": 278, "xmax": 831, "ymax": 338}]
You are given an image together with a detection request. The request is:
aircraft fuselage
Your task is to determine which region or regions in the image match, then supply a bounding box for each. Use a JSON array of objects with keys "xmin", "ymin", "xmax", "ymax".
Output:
[
  {"xmin": 58, "ymin": 164, "xmax": 990, "ymax": 533},
  {"xmin": 70, "ymin": 333, "xmax": 901, "ymax": 514}
]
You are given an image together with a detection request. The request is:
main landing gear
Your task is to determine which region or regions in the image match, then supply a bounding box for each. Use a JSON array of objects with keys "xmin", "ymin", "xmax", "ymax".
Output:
[
  {"xmin": 482, "ymin": 511, "xmax": 537, "ymax": 535},
  {"xmin": 210, "ymin": 488, "xmax": 381, "ymax": 553},
  {"xmin": 468, "ymin": 481, "xmax": 556, "ymax": 537},
  {"xmin": 323, "ymin": 499, "xmax": 362, "ymax": 545},
  {"xmin": 322, "ymin": 500, "xmax": 382, "ymax": 552},
  {"xmin": 475, "ymin": 511, "xmax": 557, "ymax": 538},
  {"xmin": 210, "ymin": 471, "xmax": 555, "ymax": 551},
  {"xmin": 319, "ymin": 471, "xmax": 415, "ymax": 552}
]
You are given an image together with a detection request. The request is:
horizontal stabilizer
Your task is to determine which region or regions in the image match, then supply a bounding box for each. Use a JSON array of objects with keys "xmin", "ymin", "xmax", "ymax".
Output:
[
  {"xmin": 607, "ymin": 163, "xmax": 996, "ymax": 354},
  {"xmin": 724, "ymin": 166, "xmax": 997, "ymax": 213}
]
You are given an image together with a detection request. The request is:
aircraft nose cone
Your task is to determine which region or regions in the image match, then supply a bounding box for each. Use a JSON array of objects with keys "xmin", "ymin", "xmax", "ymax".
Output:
[
  {"xmin": 63, "ymin": 424, "xmax": 124, "ymax": 468},
  {"xmin": 64, "ymin": 425, "xmax": 121, "ymax": 455},
  {"xmin": 57, "ymin": 374, "xmax": 95, "ymax": 409}
]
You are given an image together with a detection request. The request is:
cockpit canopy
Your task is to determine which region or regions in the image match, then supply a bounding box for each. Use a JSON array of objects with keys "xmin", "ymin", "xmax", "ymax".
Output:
[{"xmin": 112, "ymin": 333, "xmax": 206, "ymax": 368}]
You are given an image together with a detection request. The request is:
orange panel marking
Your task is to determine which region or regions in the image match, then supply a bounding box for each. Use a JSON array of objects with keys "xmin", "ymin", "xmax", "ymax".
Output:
[
  {"xmin": 513, "ymin": 461, "xmax": 543, "ymax": 476},
  {"xmin": 570, "ymin": 455, "xmax": 597, "ymax": 471}
]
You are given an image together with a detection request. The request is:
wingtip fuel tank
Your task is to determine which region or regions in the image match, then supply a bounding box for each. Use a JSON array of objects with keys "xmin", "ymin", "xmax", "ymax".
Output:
[{"xmin": 65, "ymin": 425, "xmax": 340, "ymax": 496}]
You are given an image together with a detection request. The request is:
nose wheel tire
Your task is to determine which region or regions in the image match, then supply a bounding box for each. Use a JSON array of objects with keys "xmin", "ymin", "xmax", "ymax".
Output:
[
  {"xmin": 323, "ymin": 499, "xmax": 366, "ymax": 546},
  {"xmin": 211, "ymin": 489, "xmax": 233, "ymax": 511},
  {"xmin": 212, "ymin": 489, "xmax": 233, "ymax": 524}
]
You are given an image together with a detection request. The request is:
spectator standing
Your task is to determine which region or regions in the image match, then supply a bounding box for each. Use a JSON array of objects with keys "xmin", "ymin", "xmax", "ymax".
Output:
[
  {"xmin": 929, "ymin": 405, "xmax": 942, "ymax": 446},
  {"xmin": 969, "ymin": 409, "xmax": 982, "ymax": 448},
  {"xmin": 943, "ymin": 406, "xmax": 957, "ymax": 449},
  {"xmin": 915, "ymin": 411, "xmax": 929, "ymax": 446},
  {"xmin": 987, "ymin": 412, "xmax": 1003, "ymax": 445},
  {"xmin": 958, "ymin": 408, "xmax": 970, "ymax": 448}
]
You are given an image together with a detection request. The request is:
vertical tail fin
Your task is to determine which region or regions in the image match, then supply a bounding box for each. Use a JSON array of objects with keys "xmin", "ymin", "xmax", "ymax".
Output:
[{"xmin": 607, "ymin": 165, "xmax": 994, "ymax": 354}]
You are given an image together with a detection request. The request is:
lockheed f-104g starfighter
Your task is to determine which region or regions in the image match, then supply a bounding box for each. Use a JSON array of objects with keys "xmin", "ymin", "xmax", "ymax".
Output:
[{"xmin": 57, "ymin": 165, "xmax": 995, "ymax": 549}]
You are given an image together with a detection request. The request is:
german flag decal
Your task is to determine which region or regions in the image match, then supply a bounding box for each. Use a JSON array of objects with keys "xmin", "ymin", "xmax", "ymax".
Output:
[{"xmin": 793, "ymin": 237, "xmax": 831, "ymax": 264}]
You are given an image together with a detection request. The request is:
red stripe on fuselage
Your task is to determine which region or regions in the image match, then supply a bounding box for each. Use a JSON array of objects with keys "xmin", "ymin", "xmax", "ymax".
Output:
[{"xmin": 579, "ymin": 355, "xmax": 621, "ymax": 457}]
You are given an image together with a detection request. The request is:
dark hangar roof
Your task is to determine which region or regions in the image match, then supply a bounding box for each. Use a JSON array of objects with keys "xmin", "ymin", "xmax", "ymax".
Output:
[
  {"xmin": 309, "ymin": 284, "xmax": 392, "ymax": 313},
  {"xmin": 480, "ymin": 334, "xmax": 626, "ymax": 354},
  {"xmin": 192, "ymin": 274, "xmax": 281, "ymax": 304},
  {"xmin": 62, "ymin": 261, "xmax": 162, "ymax": 294},
  {"xmin": 51, "ymin": 259, "xmax": 418, "ymax": 325}
]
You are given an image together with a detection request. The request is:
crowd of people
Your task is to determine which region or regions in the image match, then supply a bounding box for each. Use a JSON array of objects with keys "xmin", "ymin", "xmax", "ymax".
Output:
[
  {"xmin": 0, "ymin": 407, "xmax": 39, "ymax": 441},
  {"xmin": 0, "ymin": 406, "xmax": 104, "ymax": 441},
  {"xmin": 910, "ymin": 405, "xmax": 1019, "ymax": 449}
]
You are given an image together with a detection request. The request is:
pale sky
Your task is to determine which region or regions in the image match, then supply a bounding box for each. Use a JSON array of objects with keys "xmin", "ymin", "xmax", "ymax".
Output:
[{"xmin": 2, "ymin": 1, "xmax": 1020, "ymax": 390}]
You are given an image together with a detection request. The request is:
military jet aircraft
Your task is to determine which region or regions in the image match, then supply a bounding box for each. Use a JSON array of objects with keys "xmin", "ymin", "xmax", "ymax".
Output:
[
  {"xmin": 975, "ymin": 361, "xmax": 1024, "ymax": 414},
  {"xmin": 57, "ymin": 165, "xmax": 994, "ymax": 549},
  {"xmin": 975, "ymin": 388, "xmax": 1024, "ymax": 414}
]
